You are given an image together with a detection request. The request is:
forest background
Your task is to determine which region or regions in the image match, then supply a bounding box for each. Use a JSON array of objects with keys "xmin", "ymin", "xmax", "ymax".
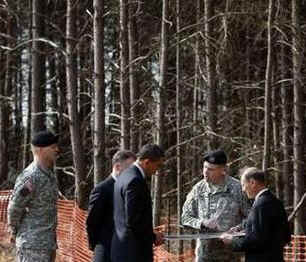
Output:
[{"xmin": 0, "ymin": 0, "xmax": 306, "ymax": 237}]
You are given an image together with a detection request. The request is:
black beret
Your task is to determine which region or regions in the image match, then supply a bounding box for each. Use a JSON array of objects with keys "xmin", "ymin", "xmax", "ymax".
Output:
[
  {"xmin": 203, "ymin": 149, "xmax": 227, "ymax": 165},
  {"xmin": 31, "ymin": 130, "xmax": 59, "ymax": 147}
]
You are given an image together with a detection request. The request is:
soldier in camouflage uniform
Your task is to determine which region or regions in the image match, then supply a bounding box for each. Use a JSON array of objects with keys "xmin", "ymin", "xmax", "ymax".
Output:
[
  {"xmin": 8, "ymin": 130, "xmax": 60, "ymax": 262},
  {"xmin": 181, "ymin": 150, "xmax": 250, "ymax": 262}
]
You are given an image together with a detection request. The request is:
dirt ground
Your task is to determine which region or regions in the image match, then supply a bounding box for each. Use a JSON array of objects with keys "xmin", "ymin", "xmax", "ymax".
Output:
[{"xmin": 0, "ymin": 243, "xmax": 15, "ymax": 262}]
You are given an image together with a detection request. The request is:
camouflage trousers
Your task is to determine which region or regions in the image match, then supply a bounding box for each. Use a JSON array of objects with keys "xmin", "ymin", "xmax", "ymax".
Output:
[
  {"xmin": 16, "ymin": 248, "xmax": 56, "ymax": 262},
  {"xmin": 195, "ymin": 239, "xmax": 243, "ymax": 262}
]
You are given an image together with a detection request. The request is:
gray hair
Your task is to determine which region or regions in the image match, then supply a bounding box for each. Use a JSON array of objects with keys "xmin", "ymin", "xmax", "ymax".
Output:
[
  {"xmin": 112, "ymin": 150, "xmax": 136, "ymax": 166},
  {"xmin": 240, "ymin": 167, "xmax": 265, "ymax": 184}
]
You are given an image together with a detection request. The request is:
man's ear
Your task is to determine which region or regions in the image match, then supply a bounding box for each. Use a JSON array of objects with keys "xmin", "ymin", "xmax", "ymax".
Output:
[
  {"xmin": 249, "ymin": 178, "xmax": 256, "ymax": 186},
  {"xmin": 142, "ymin": 159, "xmax": 151, "ymax": 168},
  {"xmin": 113, "ymin": 162, "xmax": 121, "ymax": 172}
]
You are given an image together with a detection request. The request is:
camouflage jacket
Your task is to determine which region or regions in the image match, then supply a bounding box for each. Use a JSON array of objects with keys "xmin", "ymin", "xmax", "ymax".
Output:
[
  {"xmin": 8, "ymin": 161, "xmax": 58, "ymax": 250},
  {"xmin": 181, "ymin": 175, "xmax": 250, "ymax": 232}
]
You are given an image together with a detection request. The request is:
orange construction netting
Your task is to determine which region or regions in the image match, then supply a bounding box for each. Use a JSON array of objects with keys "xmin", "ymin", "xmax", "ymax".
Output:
[{"xmin": 0, "ymin": 191, "xmax": 305, "ymax": 261}]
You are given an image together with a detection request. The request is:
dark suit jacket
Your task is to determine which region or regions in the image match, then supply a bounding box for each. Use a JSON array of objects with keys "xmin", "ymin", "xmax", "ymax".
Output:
[
  {"xmin": 233, "ymin": 190, "xmax": 291, "ymax": 262},
  {"xmin": 111, "ymin": 165, "xmax": 155, "ymax": 262},
  {"xmin": 86, "ymin": 175, "xmax": 115, "ymax": 259}
]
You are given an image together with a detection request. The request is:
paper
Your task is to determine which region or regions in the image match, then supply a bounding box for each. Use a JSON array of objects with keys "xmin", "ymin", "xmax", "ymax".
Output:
[{"xmin": 164, "ymin": 231, "xmax": 245, "ymax": 241}]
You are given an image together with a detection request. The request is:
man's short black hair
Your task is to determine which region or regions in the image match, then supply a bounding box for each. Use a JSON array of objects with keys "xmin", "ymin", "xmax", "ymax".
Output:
[
  {"xmin": 112, "ymin": 150, "xmax": 136, "ymax": 166},
  {"xmin": 137, "ymin": 144, "xmax": 165, "ymax": 161},
  {"xmin": 242, "ymin": 168, "xmax": 266, "ymax": 184}
]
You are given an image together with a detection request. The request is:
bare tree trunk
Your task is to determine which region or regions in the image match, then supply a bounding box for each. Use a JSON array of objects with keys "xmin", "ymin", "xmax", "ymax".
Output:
[
  {"xmin": 272, "ymin": 71, "xmax": 282, "ymax": 198},
  {"xmin": 176, "ymin": 0, "xmax": 183, "ymax": 253},
  {"xmin": 119, "ymin": 0, "xmax": 130, "ymax": 149},
  {"xmin": 204, "ymin": 0, "xmax": 218, "ymax": 149},
  {"xmin": 23, "ymin": 2, "xmax": 33, "ymax": 169},
  {"xmin": 262, "ymin": 0, "xmax": 274, "ymax": 171},
  {"xmin": 280, "ymin": 33, "xmax": 293, "ymax": 207},
  {"xmin": 0, "ymin": 9, "xmax": 11, "ymax": 185},
  {"xmin": 153, "ymin": 0, "xmax": 169, "ymax": 227},
  {"xmin": 292, "ymin": 0, "xmax": 306, "ymax": 234},
  {"xmin": 128, "ymin": 0, "xmax": 140, "ymax": 154},
  {"xmin": 93, "ymin": 0, "xmax": 106, "ymax": 185},
  {"xmin": 23, "ymin": 82, "xmax": 32, "ymax": 169},
  {"xmin": 31, "ymin": 0, "xmax": 46, "ymax": 132},
  {"xmin": 48, "ymin": 55, "xmax": 59, "ymax": 132},
  {"xmin": 192, "ymin": 0, "xmax": 201, "ymax": 179},
  {"xmin": 66, "ymin": 0, "xmax": 88, "ymax": 209}
]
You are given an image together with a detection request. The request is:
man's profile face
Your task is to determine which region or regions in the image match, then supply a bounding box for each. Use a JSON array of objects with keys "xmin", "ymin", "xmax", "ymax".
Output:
[
  {"xmin": 241, "ymin": 176, "xmax": 255, "ymax": 199},
  {"xmin": 40, "ymin": 144, "xmax": 59, "ymax": 167},
  {"xmin": 203, "ymin": 161, "xmax": 225, "ymax": 185},
  {"xmin": 145, "ymin": 158, "xmax": 164, "ymax": 176}
]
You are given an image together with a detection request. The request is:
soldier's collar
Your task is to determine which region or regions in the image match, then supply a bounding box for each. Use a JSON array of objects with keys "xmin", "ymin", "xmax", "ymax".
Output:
[
  {"xmin": 207, "ymin": 176, "xmax": 229, "ymax": 193},
  {"xmin": 34, "ymin": 161, "xmax": 54, "ymax": 177}
]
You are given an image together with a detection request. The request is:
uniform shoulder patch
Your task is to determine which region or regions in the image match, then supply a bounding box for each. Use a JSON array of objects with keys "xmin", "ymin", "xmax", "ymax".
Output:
[{"xmin": 20, "ymin": 180, "xmax": 34, "ymax": 197}]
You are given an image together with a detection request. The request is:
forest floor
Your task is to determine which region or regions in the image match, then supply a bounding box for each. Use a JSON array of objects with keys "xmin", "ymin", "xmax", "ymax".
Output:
[{"xmin": 0, "ymin": 242, "xmax": 15, "ymax": 262}]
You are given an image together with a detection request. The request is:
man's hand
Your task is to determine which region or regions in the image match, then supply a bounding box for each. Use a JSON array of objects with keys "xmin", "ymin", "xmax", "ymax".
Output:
[
  {"xmin": 227, "ymin": 225, "xmax": 241, "ymax": 233},
  {"xmin": 7, "ymin": 227, "xmax": 16, "ymax": 244},
  {"xmin": 220, "ymin": 232, "xmax": 233, "ymax": 245},
  {"xmin": 201, "ymin": 218, "xmax": 219, "ymax": 231},
  {"xmin": 154, "ymin": 231, "xmax": 164, "ymax": 246}
]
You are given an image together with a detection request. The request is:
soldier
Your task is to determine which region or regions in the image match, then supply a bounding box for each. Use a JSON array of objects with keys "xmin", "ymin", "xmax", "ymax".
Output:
[
  {"xmin": 8, "ymin": 130, "xmax": 60, "ymax": 262},
  {"xmin": 181, "ymin": 149, "xmax": 250, "ymax": 262}
]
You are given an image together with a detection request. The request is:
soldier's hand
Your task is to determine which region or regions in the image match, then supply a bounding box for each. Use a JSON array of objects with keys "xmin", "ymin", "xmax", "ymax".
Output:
[
  {"xmin": 202, "ymin": 218, "xmax": 219, "ymax": 231},
  {"xmin": 7, "ymin": 227, "xmax": 16, "ymax": 244},
  {"xmin": 9, "ymin": 234, "xmax": 16, "ymax": 244},
  {"xmin": 220, "ymin": 232, "xmax": 233, "ymax": 245}
]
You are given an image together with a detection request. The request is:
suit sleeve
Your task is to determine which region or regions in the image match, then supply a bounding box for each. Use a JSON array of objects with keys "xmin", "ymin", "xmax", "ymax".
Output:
[
  {"xmin": 125, "ymin": 178, "xmax": 152, "ymax": 238},
  {"xmin": 232, "ymin": 204, "xmax": 273, "ymax": 252},
  {"xmin": 86, "ymin": 187, "xmax": 105, "ymax": 250}
]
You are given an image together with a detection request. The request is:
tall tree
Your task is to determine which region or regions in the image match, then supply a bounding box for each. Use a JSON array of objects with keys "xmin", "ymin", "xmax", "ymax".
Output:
[
  {"xmin": 66, "ymin": 0, "xmax": 88, "ymax": 209},
  {"xmin": 0, "ymin": 38, "xmax": 6, "ymax": 185},
  {"xmin": 93, "ymin": 0, "xmax": 106, "ymax": 185},
  {"xmin": 22, "ymin": 0, "xmax": 33, "ymax": 169},
  {"xmin": 204, "ymin": 0, "xmax": 218, "ymax": 149},
  {"xmin": 292, "ymin": 0, "xmax": 306, "ymax": 234},
  {"xmin": 192, "ymin": 0, "xmax": 201, "ymax": 179},
  {"xmin": 31, "ymin": 0, "xmax": 46, "ymax": 132},
  {"xmin": 262, "ymin": 0, "xmax": 275, "ymax": 171},
  {"xmin": 153, "ymin": 0, "xmax": 169, "ymax": 227},
  {"xmin": 119, "ymin": 0, "xmax": 130, "ymax": 149},
  {"xmin": 279, "ymin": 5, "xmax": 293, "ymax": 206},
  {"xmin": 175, "ymin": 0, "xmax": 183, "ymax": 253},
  {"xmin": 128, "ymin": 0, "xmax": 140, "ymax": 153}
]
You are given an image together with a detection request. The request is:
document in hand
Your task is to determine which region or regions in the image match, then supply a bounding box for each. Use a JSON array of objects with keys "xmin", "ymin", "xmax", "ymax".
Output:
[{"xmin": 165, "ymin": 231, "xmax": 245, "ymax": 241}]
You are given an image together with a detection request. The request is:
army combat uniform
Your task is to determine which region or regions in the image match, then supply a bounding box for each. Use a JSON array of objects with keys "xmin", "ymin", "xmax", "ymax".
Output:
[
  {"xmin": 181, "ymin": 176, "xmax": 250, "ymax": 262},
  {"xmin": 8, "ymin": 161, "xmax": 58, "ymax": 262}
]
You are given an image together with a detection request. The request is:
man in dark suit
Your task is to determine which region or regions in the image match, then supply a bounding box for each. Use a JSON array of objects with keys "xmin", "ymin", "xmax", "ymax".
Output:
[
  {"xmin": 86, "ymin": 150, "xmax": 136, "ymax": 262},
  {"xmin": 111, "ymin": 144, "xmax": 165, "ymax": 262},
  {"xmin": 221, "ymin": 168, "xmax": 291, "ymax": 262}
]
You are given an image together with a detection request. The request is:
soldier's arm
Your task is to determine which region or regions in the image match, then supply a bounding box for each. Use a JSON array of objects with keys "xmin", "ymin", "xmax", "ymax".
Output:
[
  {"xmin": 181, "ymin": 187, "xmax": 202, "ymax": 230},
  {"xmin": 237, "ymin": 187, "xmax": 251, "ymax": 230},
  {"xmin": 7, "ymin": 176, "xmax": 35, "ymax": 235}
]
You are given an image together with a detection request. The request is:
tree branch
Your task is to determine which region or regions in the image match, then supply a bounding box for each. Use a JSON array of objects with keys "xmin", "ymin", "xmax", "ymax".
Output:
[{"xmin": 288, "ymin": 192, "xmax": 306, "ymax": 222}]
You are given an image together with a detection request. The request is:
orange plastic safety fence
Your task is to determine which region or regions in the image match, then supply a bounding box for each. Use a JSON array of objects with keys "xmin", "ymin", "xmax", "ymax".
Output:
[
  {"xmin": 0, "ymin": 191, "xmax": 305, "ymax": 262},
  {"xmin": 284, "ymin": 235, "xmax": 306, "ymax": 261}
]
